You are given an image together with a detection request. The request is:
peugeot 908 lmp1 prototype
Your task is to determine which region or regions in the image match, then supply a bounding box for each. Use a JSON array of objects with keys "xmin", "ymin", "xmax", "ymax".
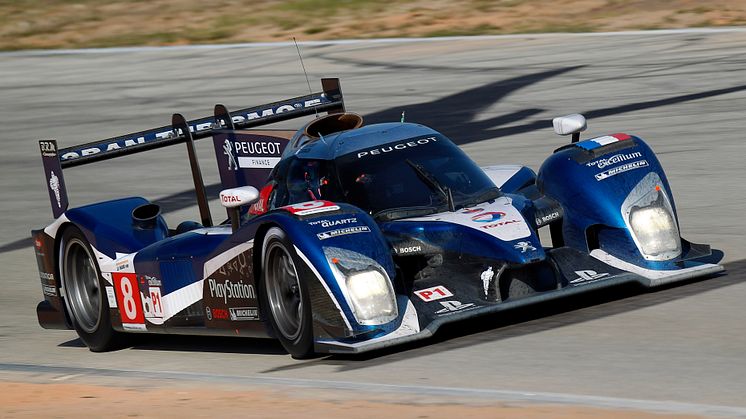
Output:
[{"xmin": 32, "ymin": 78, "xmax": 723, "ymax": 358}]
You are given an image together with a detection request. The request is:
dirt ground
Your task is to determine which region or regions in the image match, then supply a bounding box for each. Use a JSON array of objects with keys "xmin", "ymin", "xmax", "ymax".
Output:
[
  {"xmin": 0, "ymin": 381, "xmax": 702, "ymax": 418},
  {"xmin": 2, "ymin": 0, "xmax": 746, "ymax": 50}
]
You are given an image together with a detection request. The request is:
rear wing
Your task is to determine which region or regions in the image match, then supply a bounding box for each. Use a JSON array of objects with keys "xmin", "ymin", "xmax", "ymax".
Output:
[{"xmin": 38, "ymin": 78, "xmax": 345, "ymax": 224}]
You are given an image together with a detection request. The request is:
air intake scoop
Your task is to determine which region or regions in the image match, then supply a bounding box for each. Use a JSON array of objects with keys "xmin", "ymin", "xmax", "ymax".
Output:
[{"xmin": 304, "ymin": 112, "xmax": 363, "ymax": 138}]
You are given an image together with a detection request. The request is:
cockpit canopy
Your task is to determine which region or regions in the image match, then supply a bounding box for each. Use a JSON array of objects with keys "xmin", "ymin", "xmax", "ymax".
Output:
[{"xmin": 272, "ymin": 126, "xmax": 499, "ymax": 219}]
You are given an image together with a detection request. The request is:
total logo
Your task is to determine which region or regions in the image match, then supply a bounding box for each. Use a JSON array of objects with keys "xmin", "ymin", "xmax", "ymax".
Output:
[
  {"xmin": 220, "ymin": 194, "xmax": 243, "ymax": 205},
  {"xmin": 471, "ymin": 211, "xmax": 505, "ymax": 223}
]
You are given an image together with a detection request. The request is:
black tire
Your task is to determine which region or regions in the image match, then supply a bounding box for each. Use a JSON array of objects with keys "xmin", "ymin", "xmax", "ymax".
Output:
[
  {"xmin": 260, "ymin": 227, "xmax": 315, "ymax": 358},
  {"xmin": 59, "ymin": 226, "xmax": 124, "ymax": 352}
]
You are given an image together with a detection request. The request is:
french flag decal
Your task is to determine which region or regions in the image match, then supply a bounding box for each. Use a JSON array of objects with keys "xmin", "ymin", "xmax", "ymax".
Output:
[{"xmin": 576, "ymin": 133, "xmax": 631, "ymax": 150}]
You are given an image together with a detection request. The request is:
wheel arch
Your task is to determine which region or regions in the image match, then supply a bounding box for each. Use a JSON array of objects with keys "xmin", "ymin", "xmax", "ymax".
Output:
[
  {"xmin": 53, "ymin": 221, "xmax": 75, "ymax": 327},
  {"xmin": 247, "ymin": 207, "xmax": 397, "ymax": 339},
  {"xmin": 251, "ymin": 221, "xmax": 281, "ymax": 337}
]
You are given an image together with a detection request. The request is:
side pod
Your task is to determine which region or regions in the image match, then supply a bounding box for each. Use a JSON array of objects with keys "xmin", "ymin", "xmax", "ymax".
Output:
[
  {"xmin": 538, "ymin": 134, "xmax": 707, "ymax": 268},
  {"xmin": 242, "ymin": 202, "xmax": 401, "ymax": 340}
]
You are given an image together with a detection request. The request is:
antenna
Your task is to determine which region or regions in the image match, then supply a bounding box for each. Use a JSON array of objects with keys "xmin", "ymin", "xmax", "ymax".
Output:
[{"xmin": 293, "ymin": 37, "xmax": 318, "ymax": 118}]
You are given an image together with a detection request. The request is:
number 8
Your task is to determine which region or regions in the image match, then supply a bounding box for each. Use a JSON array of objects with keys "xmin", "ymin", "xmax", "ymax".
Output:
[{"xmin": 120, "ymin": 276, "xmax": 137, "ymax": 320}]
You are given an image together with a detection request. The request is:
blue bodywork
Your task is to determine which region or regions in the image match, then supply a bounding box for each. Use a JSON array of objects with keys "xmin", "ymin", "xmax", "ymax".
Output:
[
  {"xmin": 66, "ymin": 197, "xmax": 168, "ymax": 257},
  {"xmin": 290, "ymin": 122, "xmax": 439, "ymax": 160},
  {"xmin": 538, "ymin": 135, "xmax": 678, "ymax": 269},
  {"xmin": 36, "ymin": 119, "xmax": 722, "ymax": 353}
]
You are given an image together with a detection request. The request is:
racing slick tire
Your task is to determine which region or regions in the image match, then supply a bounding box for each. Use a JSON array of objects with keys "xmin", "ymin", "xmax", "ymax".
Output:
[
  {"xmin": 59, "ymin": 226, "xmax": 124, "ymax": 352},
  {"xmin": 260, "ymin": 227, "xmax": 315, "ymax": 359}
]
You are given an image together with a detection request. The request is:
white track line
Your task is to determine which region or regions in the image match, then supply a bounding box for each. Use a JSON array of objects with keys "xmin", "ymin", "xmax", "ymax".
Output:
[
  {"xmin": 2, "ymin": 27, "xmax": 746, "ymax": 57},
  {"xmin": 1, "ymin": 362, "xmax": 745, "ymax": 417}
]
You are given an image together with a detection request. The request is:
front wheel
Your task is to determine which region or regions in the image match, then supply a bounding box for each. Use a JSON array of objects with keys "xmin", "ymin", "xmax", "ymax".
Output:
[
  {"xmin": 60, "ymin": 226, "xmax": 124, "ymax": 351},
  {"xmin": 261, "ymin": 227, "xmax": 314, "ymax": 358}
]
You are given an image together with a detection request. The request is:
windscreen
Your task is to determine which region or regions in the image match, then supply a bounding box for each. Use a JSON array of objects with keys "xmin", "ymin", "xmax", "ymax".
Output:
[{"xmin": 336, "ymin": 134, "xmax": 498, "ymax": 217}]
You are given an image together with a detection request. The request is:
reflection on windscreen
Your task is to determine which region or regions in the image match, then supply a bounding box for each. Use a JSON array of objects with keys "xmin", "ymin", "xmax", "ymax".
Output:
[{"xmin": 336, "ymin": 134, "xmax": 497, "ymax": 215}]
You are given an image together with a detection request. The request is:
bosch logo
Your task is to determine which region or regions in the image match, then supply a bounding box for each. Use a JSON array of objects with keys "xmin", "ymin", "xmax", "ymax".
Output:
[
  {"xmin": 397, "ymin": 246, "xmax": 422, "ymax": 254},
  {"xmin": 471, "ymin": 211, "xmax": 505, "ymax": 223}
]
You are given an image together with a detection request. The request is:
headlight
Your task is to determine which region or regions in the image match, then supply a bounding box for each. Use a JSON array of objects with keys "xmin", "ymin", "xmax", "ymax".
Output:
[
  {"xmin": 345, "ymin": 269, "xmax": 397, "ymax": 325},
  {"xmin": 622, "ymin": 172, "xmax": 681, "ymax": 261},
  {"xmin": 324, "ymin": 247, "xmax": 398, "ymax": 326},
  {"xmin": 629, "ymin": 205, "xmax": 680, "ymax": 257}
]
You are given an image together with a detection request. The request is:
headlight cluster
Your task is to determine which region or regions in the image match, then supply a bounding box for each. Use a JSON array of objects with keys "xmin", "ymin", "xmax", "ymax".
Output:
[
  {"xmin": 622, "ymin": 173, "xmax": 681, "ymax": 261},
  {"xmin": 325, "ymin": 247, "xmax": 398, "ymax": 325},
  {"xmin": 345, "ymin": 270, "xmax": 396, "ymax": 323},
  {"xmin": 629, "ymin": 205, "xmax": 680, "ymax": 256}
]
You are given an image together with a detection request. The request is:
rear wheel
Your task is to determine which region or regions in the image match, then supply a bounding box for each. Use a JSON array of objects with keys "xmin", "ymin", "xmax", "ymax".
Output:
[
  {"xmin": 261, "ymin": 227, "xmax": 314, "ymax": 358},
  {"xmin": 60, "ymin": 226, "xmax": 123, "ymax": 351}
]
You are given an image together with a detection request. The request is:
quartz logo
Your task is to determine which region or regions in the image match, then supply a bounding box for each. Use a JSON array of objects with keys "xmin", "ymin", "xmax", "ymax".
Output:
[{"xmin": 308, "ymin": 217, "xmax": 358, "ymax": 228}]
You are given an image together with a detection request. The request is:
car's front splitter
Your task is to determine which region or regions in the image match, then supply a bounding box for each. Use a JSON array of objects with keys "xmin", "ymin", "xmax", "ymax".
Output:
[{"xmin": 314, "ymin": 258, "xmax": 724, "ymax": 354}]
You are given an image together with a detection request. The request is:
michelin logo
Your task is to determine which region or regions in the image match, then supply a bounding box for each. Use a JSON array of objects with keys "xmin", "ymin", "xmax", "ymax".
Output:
[
  {"xmin": 595, "ymin": 160, "xmax": 648, "ymax": 181},
  {"xmin": 230, "ymin": 307, "xmax": 259, "ymax": 321},
  {"xmin": 317, "ymin": 226, "xmax": 370, "ymax": 240},
  {"xmin": 48, "ymin": 171, "xmax": 61, "ymax": 208}
]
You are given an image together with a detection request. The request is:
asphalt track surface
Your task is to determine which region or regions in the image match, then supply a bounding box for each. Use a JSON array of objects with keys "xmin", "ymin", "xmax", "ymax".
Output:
[{"xmin": 1, "ymin": 29, "xmax": 746, "ymax": 415}]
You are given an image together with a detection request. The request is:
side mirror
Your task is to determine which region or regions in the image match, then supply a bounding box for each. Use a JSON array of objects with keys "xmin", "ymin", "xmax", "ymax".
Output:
[
  {"xmin": 219, "ymin": 186, "xmax": 259, "ymax": 232},
  {"xmin": 219, "ymin": 186, "xmax": 259, "ymax": 208},
  {"xmin": 552, "ymin": 114, "xmax": 587, "ymax": 143}
]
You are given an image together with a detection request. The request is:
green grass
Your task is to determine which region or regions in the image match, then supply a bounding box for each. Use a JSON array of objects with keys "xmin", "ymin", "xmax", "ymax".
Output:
[
  {"xmin": 1, "ymin": 0, "xmax": 745, "ymax": 51},
  {"xmin": 274, "ymin": 0, "xmax": 393, "ymax": 16},
  {"xmin": 517, "ymin": 22, "xmax": 599, "ymax": 33},
  {"xmin": 425, "ymin": 24, "xmax": 502, "ymax": 37},
  {"xmin": 303, "ymin": 26, "xmax": 329, "ymax": 35}
]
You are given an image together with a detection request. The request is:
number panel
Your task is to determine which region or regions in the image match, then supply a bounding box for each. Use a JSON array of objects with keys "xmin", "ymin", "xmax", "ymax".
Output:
[{"xmin": 113, "ymin": 272, "xmax": 146, "ymax": 330}]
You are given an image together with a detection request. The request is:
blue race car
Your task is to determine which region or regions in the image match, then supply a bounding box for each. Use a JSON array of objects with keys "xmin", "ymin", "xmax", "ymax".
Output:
[{"xmin": 32, "ymin": 78, "xmax": 723, "ymax": 358}]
